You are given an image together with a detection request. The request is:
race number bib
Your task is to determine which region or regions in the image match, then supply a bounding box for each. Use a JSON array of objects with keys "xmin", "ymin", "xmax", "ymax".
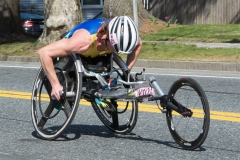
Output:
[{"xmin": 135, "ymin": 87, "xmax": 155, "ymax": 97}]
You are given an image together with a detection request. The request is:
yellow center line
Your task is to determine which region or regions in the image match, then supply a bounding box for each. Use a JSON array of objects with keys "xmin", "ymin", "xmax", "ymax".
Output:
[{"xmin": 1, "ymin": 90, "xmax": 240, "ymax": 122}]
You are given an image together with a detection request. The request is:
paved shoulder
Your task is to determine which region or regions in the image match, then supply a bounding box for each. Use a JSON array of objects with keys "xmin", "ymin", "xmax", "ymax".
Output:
[
  {"xmin": 183, "ymin": 42, "xmax": 240, "ymax": 48},
  {"xmin": 143, "ymin": 41, "xmax": 240, "ymax": 48}
]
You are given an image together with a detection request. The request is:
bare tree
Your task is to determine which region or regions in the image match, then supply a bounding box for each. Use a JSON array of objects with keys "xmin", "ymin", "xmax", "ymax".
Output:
[
  {"xmin": 102, "ymin": 0, "xmax": 161, "ymax": 34},
  {"xmin": 0, "ymin": 0, "xmax": 23, "ymax": 39},
  {"xmin": 38, "ymin": 0, "xmax": 82, "ymax": 44}
]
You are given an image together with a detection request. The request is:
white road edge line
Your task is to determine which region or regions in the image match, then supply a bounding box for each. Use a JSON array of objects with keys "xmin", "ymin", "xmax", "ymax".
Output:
[{"xmin": 1, "ymin": 65, "xmax": 240, "ymax": 79}]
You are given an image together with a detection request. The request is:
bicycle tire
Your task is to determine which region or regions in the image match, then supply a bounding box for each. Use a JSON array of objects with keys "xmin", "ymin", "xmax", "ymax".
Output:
[
  {"xmin": 91, "ymin": 54, "xmax": 138, "ymax": 134},
  {"xmin": 31, "ymin": 55, "xmax": 82, "ymax": 140},
  {"xmin": 166, "ymin": 77, "xmax": 210, "ymax": 150}
]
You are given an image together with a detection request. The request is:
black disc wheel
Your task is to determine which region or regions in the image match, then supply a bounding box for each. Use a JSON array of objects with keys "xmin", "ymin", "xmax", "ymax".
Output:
[
  {"xmin": 31, "ymin": 56, "xmax": 82, "ymax": 140},
  {"xmin": 166, "ymin": 77, "xmax": 210, "ymax": 150},
  {"xmin": 91, "ymin": 54, "xmax": 138, "ymax": 134}
]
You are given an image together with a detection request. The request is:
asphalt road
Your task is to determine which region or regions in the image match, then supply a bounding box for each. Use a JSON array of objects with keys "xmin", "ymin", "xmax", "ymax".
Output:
[{"xmin": 0, "ymin": 62, "xmax": 240, "ymax": 160}]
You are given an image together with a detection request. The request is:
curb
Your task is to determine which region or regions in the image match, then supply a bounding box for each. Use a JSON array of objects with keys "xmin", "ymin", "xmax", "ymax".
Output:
[
  {"xmin": 0, "ymin": 55, "xmax": 40, "ymax": 62},
  {"xmin": 134, "ymin": 60, "xmax": 240, "ymax": 72},
  {"xmin": 1, "ymin": 55, "xmax": 240, "ymax": 72}
]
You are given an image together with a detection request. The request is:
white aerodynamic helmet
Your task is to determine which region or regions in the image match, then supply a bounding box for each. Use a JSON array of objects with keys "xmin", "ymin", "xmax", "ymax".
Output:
[{"xmin": 108, "ymin": 16, "xmax": 139, "ymax": 54}]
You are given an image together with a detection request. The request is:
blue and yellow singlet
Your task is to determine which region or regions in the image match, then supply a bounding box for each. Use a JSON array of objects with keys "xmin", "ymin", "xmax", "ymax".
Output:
[{"xmin": 64, "ymin": 19, "xmax": 112, "ymax": 58}]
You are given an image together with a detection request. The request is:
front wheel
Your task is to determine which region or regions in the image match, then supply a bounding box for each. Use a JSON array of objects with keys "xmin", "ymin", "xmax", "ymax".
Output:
[{"xmin": 166, "ymin": 78, "xmax": 210, "ymax": 150}]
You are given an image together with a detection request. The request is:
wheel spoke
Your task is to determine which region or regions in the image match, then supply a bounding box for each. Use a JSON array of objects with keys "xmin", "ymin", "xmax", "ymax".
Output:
[
  {"xmin": 62, "ymin": 101, "xmax": 73, "ymax": 118},
  {"xmin": 108, "ymin": 101, "xmax": 120, "ymax": 129},
  {"xmin": 111, "ymin": 109, "xmax": 119, "ymax": 128},
  {"xmin": 37, "ymin": 100, "xmax": 56, "ymax": 127},
  {"xmin": 43, "ymin": 77, "xmax": 52, "ymax": 97}
]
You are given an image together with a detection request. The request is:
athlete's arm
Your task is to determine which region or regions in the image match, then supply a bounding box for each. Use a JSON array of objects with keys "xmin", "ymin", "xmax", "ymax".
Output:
[
  {"xmin": 126, "ymin": 38, "xmax": 142, "ymax": 70},
  {"xmin": 38, "ymin": 29, "xmax": 91, "ymax": 100}
]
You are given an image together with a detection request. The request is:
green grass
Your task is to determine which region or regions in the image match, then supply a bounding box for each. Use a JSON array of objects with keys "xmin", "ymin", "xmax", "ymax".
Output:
[
  {"xmin": 138, "ymin": 42, "xmax": 240, "ymax": 62},
  {"xmin": 1, "ymin": 24, "xmax": 240, "ymax": 62},
  {"xmin": 0, "ymin": 41, "xmax": 42, "ymax": 56},
  {"xmin": 0, "ymin": 35, "xmax": 45, "ymax": 57},
  {"xmin": 141, "ymin": 24, "xmax": 240, "ymax": 43}
]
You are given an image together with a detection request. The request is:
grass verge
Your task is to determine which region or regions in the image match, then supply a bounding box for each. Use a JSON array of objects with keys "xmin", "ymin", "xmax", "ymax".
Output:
[{"xmin": 141, "ymin": 24, "xmax": 240, "ymax": 43}]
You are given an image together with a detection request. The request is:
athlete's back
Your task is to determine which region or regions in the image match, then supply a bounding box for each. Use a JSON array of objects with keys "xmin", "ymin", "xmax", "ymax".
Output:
[
  {"xmin": 64, "ymin": 18, "xmax": 112, "ymax": 58},
  {"xmin": 64, "ymin": 19, "xmax": 109, "ymax": 38}
]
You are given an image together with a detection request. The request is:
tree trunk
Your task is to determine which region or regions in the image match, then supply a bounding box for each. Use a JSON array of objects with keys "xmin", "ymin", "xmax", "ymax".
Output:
[
  {"xmin": 0, "ymin": 0, "xmax": 23, "ymax": 37},
  {"xmin": 103, "ymin": 0, "xmax": 155, "ymax": 27},
  {"xmin": 38, "ymin": 0, "xmax": 82, "ymax": 44}
]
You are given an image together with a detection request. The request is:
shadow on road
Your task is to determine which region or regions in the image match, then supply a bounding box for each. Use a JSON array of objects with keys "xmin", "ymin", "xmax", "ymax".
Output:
[{"xmin": 31, "ymin": 124, "xmax": 206, "ymax": 151}]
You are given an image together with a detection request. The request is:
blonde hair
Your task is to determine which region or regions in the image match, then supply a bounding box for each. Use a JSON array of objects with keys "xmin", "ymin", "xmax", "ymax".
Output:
[{"xmin": 97, "ymin": 23, "xmax": 108, "ymax": 36}]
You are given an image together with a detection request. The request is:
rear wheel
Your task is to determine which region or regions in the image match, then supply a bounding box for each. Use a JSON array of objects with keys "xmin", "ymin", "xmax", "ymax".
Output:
[
  {"xmin": 91, "ymin": 54, "xmax": 138, "ymax": 134},
  {"xmin": 31, "ymin": 56, "xmax": 82, "ymax": 140},
  {"xmin": 166, "ymin": 78, "xmax": 210, "ymax": 150}
]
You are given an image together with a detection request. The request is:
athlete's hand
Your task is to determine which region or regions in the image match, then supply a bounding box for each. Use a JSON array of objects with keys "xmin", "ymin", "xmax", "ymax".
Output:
[{"xmin": 51, "ymin": 84, "xmax": 63, "ymax": 101}]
